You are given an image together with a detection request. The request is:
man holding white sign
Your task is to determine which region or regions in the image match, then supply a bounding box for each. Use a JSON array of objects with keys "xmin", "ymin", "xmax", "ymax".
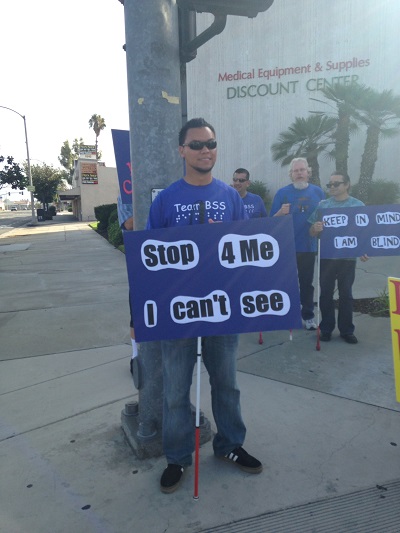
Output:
[
  {"xmin": 309, "ymin": 172, "xmax": 369, "ymax": 344},
  {"xmin": 146, "ymin": 118, "xmax": 262, "ymax": 494}
]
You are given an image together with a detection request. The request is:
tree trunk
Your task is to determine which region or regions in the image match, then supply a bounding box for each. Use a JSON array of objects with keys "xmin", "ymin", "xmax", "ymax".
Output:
[
  {"xmin": 358, "ymin": 126, "xmax": 380, "ymax": 203},
  {"xmin": 335, "ymin": 107, "xmax": 350, "ymax": 176},
  {"xmin": 308, "ymin": 155, "xmax": 320, "ymax": 186}
]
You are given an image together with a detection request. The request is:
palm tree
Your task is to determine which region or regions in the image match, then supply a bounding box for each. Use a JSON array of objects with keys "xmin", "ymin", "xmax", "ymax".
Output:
[
  {"xmin": 88, "ymin": 114, "xmax": 106, "ymax": 160},
  {"xmin": 310, "ymin": 83, "xmax": 369, "ymax": 176},
  {"xmin": 271, "ymin": 115, "xmax": 336, "ymax": 185},
  {"xmin": 356, "ymin": 89, "xmax": 400, "ymax": 202},
  {"xmin": 72, "ymin": 137, "xmax": 85, "ymax": 159}
]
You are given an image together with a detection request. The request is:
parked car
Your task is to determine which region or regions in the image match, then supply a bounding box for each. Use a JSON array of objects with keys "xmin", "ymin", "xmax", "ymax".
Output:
[{"xmin": 10, "ymin": 206, "xmax": 18, "ymax": 211}]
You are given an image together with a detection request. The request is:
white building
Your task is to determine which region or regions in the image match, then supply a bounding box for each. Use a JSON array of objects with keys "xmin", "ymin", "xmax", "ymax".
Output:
[
  {"xmin": 59, "ymin": 157, "xmax": 119, "ymax": 221},
  {"xmin": 186, "ymin": 0, "xmax": 400, "ymax": 194}
]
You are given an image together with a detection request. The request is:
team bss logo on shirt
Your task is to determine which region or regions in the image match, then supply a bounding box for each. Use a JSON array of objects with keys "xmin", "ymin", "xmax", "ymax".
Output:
[{"xmin": 173, "ymin": 200, "xmax": 227, "ymax": 224}]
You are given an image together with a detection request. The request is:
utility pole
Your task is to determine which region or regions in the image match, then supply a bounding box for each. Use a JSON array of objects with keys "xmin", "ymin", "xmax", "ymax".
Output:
[
  {"xmin": 123, "ymin": 0, "xmax": 183, "ymax": 231},
  {"xmin": 120, "ymin": 0, "xmax": 211, "ymax": 458},
  {"xmin": 0, "ymin": 106, "xmax": 37, "ymax": 226}
]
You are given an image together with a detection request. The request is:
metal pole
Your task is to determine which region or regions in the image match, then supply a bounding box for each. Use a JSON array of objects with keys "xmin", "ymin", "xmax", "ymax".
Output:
[
  {"xmin": 122, "ymin": 0, "xmax": 183, "ymax": 453},
  {"xmin": 316, "ymin": 237, "xmax": 321, "ymax": 351},
  {"xmin": 193, "ymin": 336, "xmax": 202, "ymax": 500},
  {"xmin": 22, "ymin": 115, "xmax": 37, "ymax": 226},
  {"xmin": 0, "ymin": 105, "xmax": 37, "ymax": 226},
  {"xmin": 124, "ymin": 0, "xmax": 183, "ymax": 230}
]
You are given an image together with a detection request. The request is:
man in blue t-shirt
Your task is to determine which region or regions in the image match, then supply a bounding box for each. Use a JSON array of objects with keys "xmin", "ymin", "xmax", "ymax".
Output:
[
  {"xmin": 231, "ymin": 168, "xmax": 268, "ymax": 218},
  {"xmin": 270, "ymin": 158, "xmax": 325, "ymax": 331},
  {"xmin": 147, "ymin": 118, "xmax": 262, "ymax": 494},
  {"xmin": 309, "ymin": 172, "xmax": 369, "ymax": 344}
]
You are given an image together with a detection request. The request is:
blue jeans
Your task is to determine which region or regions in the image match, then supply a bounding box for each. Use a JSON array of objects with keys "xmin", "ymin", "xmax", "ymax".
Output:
[
  {"xmin": 319, "ymin": 259, "xmax": 356, "ymax": 335},
  {"xmin": 297, "ymin": 252, "xmax": 316, "ymax": 320},
  {"xmin": 161, "ymin": 334, "xmax": 246, "ymax": 466}
]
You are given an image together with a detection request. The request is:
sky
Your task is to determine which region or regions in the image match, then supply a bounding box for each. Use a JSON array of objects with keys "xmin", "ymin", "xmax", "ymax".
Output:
[{"xmin": 1, "ymin": 0, "xmax": 129, "ymax": 200}]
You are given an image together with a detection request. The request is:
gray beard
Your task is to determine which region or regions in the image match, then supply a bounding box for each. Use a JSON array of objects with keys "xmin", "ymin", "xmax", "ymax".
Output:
[{"xmin": 293, "ymin": 181, "xmax": 309, "ymax": 190}]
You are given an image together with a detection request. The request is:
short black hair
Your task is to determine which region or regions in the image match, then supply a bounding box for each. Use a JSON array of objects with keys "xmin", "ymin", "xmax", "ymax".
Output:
[
  {"xmin": 331, "ymin": 171, "xmax": 350, "ymax": 184},
  {"xmin": 234, "ymin": 168, "xmax": 250, "ymax": 180},
  {"xmin": 179, "ymin": 118, "xmax": 216, "ymax": 146}
]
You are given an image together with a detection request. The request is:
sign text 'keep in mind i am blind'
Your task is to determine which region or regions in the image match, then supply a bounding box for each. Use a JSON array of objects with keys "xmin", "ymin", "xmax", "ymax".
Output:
[{"xmin": 319, "ymin": 205, "xmax": 400, "ymax": 259}]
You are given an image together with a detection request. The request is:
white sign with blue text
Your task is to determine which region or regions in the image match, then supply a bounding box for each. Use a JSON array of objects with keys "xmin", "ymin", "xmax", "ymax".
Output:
[{"xmin": 124, "ymin": 217, "xmax": 302, "ymax": 342}]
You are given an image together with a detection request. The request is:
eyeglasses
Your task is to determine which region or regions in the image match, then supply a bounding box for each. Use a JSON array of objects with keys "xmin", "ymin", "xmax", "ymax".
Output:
[
  {"xmin": 326, "ymin": 181, "xmax": 345, "ymax": 188},
  {"xmin": 182, "ymin": 139, "xmax": 217, "ymax": 151},
  {"xmin": 233, "ymin": 177, "xmax": 248, "ymax": 183}
]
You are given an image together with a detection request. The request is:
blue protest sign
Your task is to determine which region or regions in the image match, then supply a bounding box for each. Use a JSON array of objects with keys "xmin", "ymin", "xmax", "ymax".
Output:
[
  {"xmin": 320, "ymin": 204, "xmax": 400, "ymax": 259},
  {"xmin": 111, "ymin": 129, "xmax": 132, "ymax": 204},
  {"xmin": 124, "ymin": 217, "xmax": 302, "ymax": 342}
]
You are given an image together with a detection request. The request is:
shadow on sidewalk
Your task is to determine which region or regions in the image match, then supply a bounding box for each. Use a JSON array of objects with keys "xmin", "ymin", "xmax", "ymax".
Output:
[{"xmin": 35, "ymin": 213, "xmax": 79, "ymax": 225}]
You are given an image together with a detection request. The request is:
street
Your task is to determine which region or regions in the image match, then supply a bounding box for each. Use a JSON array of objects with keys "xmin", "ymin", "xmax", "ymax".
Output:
[{"xmin": 0, "ymin": 210, "xmax": 33, "ymax": 236}]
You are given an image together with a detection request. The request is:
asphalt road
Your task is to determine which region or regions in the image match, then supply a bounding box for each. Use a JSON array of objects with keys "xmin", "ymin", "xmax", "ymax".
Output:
[{"xmin": 0, "ymin": 211, "xmax": 33, "ymax": 236}]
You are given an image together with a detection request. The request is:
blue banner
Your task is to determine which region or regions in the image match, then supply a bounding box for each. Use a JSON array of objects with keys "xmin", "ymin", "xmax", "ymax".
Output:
[
  {"xmin": 111, "ymin": 129, "xmax": 132, "ymax": 204},
  {"xmin": 320, "ymin": 204, "xmax": 400, "ymax": 259},
  {"xmin": 124, "ymin": 217, "xmax": 302, "ymax": 342}
]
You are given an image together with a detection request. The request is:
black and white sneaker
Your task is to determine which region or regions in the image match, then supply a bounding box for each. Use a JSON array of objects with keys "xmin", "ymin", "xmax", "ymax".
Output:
[
  {"xmin": 217, "ymin": 447, "xmax": 262, "ymax": 474},
  {"xmin": 305, "ymin": 319, "xmax": 317, "ymax": 331},
  {"xmin": 160, "ymin": 464, "xmax": 185, "ymax": 493}
]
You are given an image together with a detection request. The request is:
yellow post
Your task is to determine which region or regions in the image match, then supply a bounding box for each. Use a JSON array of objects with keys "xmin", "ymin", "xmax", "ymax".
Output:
[{"xmin": 388, "ymin": 277, "xmax": 400, "ymax": 403}]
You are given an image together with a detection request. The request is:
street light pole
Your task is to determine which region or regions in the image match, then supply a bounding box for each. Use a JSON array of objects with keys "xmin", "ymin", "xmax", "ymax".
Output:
[{"xmin": 0, "ymin": 105, "xmax": 37, "ymax": 226}]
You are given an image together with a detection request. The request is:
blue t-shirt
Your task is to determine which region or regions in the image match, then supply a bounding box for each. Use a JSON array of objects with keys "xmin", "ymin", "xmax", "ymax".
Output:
[
  {"xmin": 147, "ymin": 178, "xmax": 248, "ymax": 229},
  {"xmin": 270, "ymin": 183, "xmax": 325, "ymax": 252},
  {"xmin": 308, "ymin": 195, "xmax": 365, "ymax": 224},
  {"xmin": 242, "ymin": 192, "xmax": 268, "ymax": 218}
]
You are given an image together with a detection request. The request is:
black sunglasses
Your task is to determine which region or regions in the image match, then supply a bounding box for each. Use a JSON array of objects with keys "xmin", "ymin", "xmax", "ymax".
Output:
[
  {"xmin": 233, "ymin": 177, "xmax": 248, "ymax": 183},
  {"xmin": 182, "ymin": 139, "xmax": 217, "ymax": 151},
  {"xmin": 326, "ymin": 181, "xmax": 345, "ymax": 188}
]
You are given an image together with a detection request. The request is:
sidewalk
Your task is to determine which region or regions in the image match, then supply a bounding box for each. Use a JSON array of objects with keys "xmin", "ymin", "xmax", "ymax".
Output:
[{"xmin": 1, "ymin": 213, "xmax": 399, "ymax": 533}]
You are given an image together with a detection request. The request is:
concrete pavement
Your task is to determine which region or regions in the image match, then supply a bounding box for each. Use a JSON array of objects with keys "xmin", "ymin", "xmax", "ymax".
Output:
[{"xmin": 1, "ymin": 213, "xmax": 399, "ymax": 533}]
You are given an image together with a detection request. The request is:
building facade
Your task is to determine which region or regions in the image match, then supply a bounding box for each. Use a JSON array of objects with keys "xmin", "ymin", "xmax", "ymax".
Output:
[
  {"xmin": 60, "ymin": 158, "xmax": 119, "ymax": 221},
  {"xmin": 186, "ymin": 0, "xmax": 400, "ymax": 194}
]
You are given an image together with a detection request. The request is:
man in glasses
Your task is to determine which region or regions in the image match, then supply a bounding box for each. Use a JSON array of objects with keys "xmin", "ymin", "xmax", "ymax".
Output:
[
  {"xmin": 309, "ymin": 172, "xmax": 368, "ymax": 344},
  {"xmin": 146, "ymin": 118, "xmax": 262, "ymax": 494},
  {"xmin": 232, "ymin": 168, "xmax": 268, "ymax": 218},
  {"xmin": 270, "ymin": 158, "xmax": 325, "ymax": 331}
]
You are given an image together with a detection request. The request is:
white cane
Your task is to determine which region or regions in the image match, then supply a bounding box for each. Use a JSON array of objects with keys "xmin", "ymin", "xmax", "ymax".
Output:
[
  {"xmin": 316, "ymin": 236, "xmax": 321, "ymax": 351},
  {"xmin": 193, "ymin": 336, "xmax": 202, "ymax": 499}
]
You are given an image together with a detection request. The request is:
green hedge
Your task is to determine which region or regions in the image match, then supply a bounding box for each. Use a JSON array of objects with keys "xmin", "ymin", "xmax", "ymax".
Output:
[
  {"xmin": 94, "ymin": 203, "xmax": 117, "ymax": 231},
  {"xmin": 108, "ymin": 208, "xmax": 119, "ymax": 226},
  {"xmin": 248, "ymin": 180, "xmax": 273, "ymax": 212},
  {"xmin": 107, "ymin": 219, "xmax": 123, "ymax": 247}
]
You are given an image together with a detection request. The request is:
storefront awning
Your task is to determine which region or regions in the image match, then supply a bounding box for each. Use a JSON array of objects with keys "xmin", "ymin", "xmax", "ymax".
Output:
[{"xmin": 58, "ymin": 187, "xmax": 81, "ymax": 200}]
